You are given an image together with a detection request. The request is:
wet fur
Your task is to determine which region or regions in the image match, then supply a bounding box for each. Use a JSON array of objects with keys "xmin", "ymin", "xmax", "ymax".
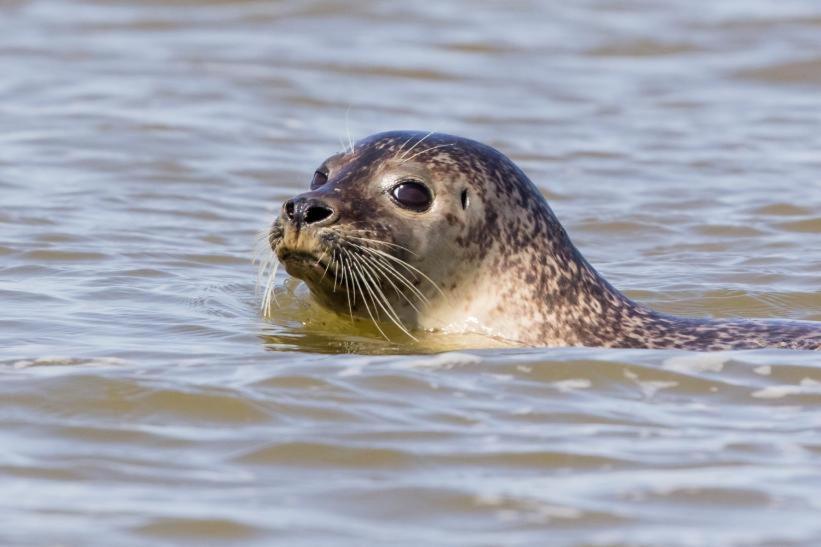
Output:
[{"xmin": 268, "ymin": 131, "xmax": 821, "ymax": 351}]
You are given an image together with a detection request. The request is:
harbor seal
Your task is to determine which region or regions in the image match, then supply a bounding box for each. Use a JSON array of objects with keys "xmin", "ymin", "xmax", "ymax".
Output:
[{"xmin": 266, "ymin": 130, "xmax": 821, "ymax": 351}]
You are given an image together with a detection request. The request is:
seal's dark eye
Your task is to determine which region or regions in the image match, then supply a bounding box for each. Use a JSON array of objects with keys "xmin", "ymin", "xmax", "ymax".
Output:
[
  {"xmin": 391, "ymin": 180, "xmax": 432, "ymax": 212},
  {"xmin": 310, "ymin": 170, "xmax": 328, "ymax": 190}
]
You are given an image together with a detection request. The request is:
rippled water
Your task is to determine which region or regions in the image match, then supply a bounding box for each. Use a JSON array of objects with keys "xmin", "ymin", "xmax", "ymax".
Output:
[{"xmin": 2, "ymin": 0, "xmax": 821, "ymax": 545}]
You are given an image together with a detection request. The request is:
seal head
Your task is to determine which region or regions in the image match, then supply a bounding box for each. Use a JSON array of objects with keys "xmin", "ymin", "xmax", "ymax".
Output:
[{"xmin": 268, "ymin": 130, "xmax": 821, "ymax": 351}]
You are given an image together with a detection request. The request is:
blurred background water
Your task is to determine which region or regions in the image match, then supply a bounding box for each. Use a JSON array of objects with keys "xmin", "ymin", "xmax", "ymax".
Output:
[{"xmin": 1, "ymin": 0, "xmax": 821, "ymax": 545}]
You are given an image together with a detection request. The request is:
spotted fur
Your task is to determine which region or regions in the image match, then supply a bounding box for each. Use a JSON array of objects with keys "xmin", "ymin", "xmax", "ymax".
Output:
[{"xmin": 269, "ymin": 130, "xmax": 821, "ymax": 351}]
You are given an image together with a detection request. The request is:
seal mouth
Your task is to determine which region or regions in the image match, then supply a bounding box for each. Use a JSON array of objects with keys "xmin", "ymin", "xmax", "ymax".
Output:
[
  {"xmin": 277, "ymin": 248, "xmax": 339, "ymax": 285},
  {"xmin": 278, "ymin": 249, "xmax": 320, "ymax": 263}
]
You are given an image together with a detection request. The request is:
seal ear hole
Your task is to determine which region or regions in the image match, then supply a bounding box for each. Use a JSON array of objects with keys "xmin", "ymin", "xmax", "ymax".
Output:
[{"xmin": 460, "ymin": 189, "xmax": 469, "ymax": 210}]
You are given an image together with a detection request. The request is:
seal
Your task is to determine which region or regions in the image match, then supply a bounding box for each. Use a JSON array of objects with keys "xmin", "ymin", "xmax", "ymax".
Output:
[{"xmin": 266, "ymin": 130, "xmax": 821, "ymax": 351}]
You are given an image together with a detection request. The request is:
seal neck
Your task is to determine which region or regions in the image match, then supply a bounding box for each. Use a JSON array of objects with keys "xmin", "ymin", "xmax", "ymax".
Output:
[{"xmin": 482, "ymin": 212, "xmax": 658, "ymax": 347}]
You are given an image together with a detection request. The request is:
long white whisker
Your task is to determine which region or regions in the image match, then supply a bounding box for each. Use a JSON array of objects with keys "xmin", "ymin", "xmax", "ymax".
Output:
[
  {"xmin": 347, "ymin": 256, "xmax": 390, "ymax": 341},
  {"xmin": 360, "ymin": 252, "xmax": 426, "ymax": 311},
  {"xmin": 350, "ymin": 252, "xmax": 417, "ymax": 340},
  {"xmin": 360, "ymin": 254, "xmax": 426, "ymax": 321},
  {"xmin": 344, "ymin": 242, "xmax": 432, "ymax": 302},
  {"xmin": 401, "ymin": 143, "xmax": 453, "ymax": 164},
  {"xmin": 331, "ymin": 250, "xmax": 339, "ymax": 292},
  {"xmin": 343, "ymin": 241, "xmax": 433, "ymax": 320},
  {"xmin": 341, "ymin": 256, "xmax": 354, "ymax": 322},
  {"xmin": 347, "ymin": 244, "xmax": 429, "ymax": 304},
  {"xmin": 255, "ymin": 253, "xmax": 271, "ymax": 296},
  {"xmin": 398, "ymin": 130, "xmax": 435, "ymax": 161},
  {"xmin": 346, "ymin": 236, "xmax": 418, "ymax": 256},
  {"xmin": 394, "ymin": 135, "xmax": 416, "ymax": 158},
  {"xmin": 347, "ymin": 256, "xmax": 358, "ymax": 309},
  {"xmin": 261, "ymin": 261, "xmax": 280, "ymax": 315},
  {"xmin": 316, "ymin": 250, "xmax": 332, "ymax": 283},
  {"xmin": 345, "ymin": 105, "xmax": 354, "ymax": 153},
  {"xmin": 352, "ymin": 256, "xmax": 407, "ymax": 331},
  {"xmin": 350, "ymin": 244, "xmax": 445, "ymax": 297},
  {"xmin": 371, "ymin": 251, "xmax": 444, "ymax": 297}
]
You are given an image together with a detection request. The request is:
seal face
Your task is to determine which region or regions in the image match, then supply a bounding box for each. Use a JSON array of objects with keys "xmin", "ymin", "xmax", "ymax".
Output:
[{"xmin": 267, "ymin": 130, "xmax": 821, "ymax": 351}]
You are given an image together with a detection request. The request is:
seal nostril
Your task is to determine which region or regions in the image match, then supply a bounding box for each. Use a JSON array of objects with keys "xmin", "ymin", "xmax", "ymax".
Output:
[
  {"xmin": 304, "ymin": 205, "xmax": 334, "ymax": 225},
  {"xmin": 284, "ymin": 200, "xmax": 295, "ymax": 220}
]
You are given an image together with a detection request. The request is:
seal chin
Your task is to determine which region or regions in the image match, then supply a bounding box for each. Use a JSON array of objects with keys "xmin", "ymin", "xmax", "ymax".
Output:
[
  {"xmin": 275, "ymin": 243, "xmax": 358, "ymax": 316},
  {"xmin": 276, "ymin": 248, "xmax": 337, "ymax": 287}
]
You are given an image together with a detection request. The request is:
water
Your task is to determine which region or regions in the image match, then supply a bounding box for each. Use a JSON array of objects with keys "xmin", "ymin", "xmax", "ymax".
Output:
[{"xmin": 1, "ymin": 0, "xmax": 821, "ymax": 544}]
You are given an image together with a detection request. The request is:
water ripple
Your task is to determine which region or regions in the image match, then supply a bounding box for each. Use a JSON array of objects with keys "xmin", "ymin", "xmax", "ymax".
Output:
[{"xmin": 2, "ymin": 0, "xmax": 821, "ymax": 545}]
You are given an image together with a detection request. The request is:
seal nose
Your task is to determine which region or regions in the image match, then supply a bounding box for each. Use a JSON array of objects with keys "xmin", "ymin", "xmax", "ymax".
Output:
[{"xmin": 283, "ymin": 197, "xmax": 337, "ymax": 230}]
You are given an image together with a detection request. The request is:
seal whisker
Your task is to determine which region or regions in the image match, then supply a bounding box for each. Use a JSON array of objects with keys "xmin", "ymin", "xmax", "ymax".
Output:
[
  {"xmin": 394, "ymin": 135, "xmax": 416, "ymax": 158},
  {"xmin": 312, "ymin": 249, "xmax": 331, "ymax": 284},
  {"xmin": 345, "ymin": 105, "xmax": 355, "ymax": 154},
  {"xmin": 253, "ymin": 229, "xmax": 271, "ymax": 246},
  {"xmin": 261, "ymin": 260, "xmax": 280, "ymax": 315},
  {"xmin": 397, "ymin": 130, "xmax": 435, "ymax": 161},
  {"xmin": 258, "ymin": 259, "xmax": 272, "ymax": 301},
  {"xmin": 347, "ymin": 241, "xmax": 437, "ymax": 294},
  {"xmin": 347, "ymin": 254, "xmax": 391, "ymax": 341},
  {"xmin": 352, "ymin": 251, "xmax": 417, "ymax": 316},
  {"xmin": 331, "ymin": 250, "xmax": 339, "ymax": 292},
  {"xmin": 354, "ymin": 244, "xmax": 445, "ymax": 298},
  {"xmin": 254, "ymin": 252, "xmax": 271, "ymax": 294},
  {"xmin": 346, "ymin": 235, "xmax": 418, "ymax": 257},
  {"xmin": 352, "ymin": 248, "xmax": 429, "ymax": 306},
  {"xmin": 361, "ymin": 255, "xmax": 428, "ymax": 327},
  {"xmin": 400, "ymin": 143, "xmax": 454, "ymax": 165},
  {"xmin": 361, "ymin": 256, "xmax": 423, "ymax": 313},
  {"xmin": 252, "ymin": 230, "xmax": 275, "ymax": 270},
  {"xmin": 340, "ymin": 256, "xmax": 356, "ymax": 308},
  {"xmin": 336, "ymin": 253, "xmax": 349, "ymax": 315},
  {"xmin": 350, "ymin": 252, "xmax": 417, "ymax": 340},
  {"xmin": 350, "ymin": 248, "xmax": 438, "ymax": 313},
  {"xmin": 341, "ymin": 255, "xmax": 355, "ymax": 321}
]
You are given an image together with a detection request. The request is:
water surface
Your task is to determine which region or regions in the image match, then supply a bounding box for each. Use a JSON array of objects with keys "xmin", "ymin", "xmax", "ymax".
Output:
[{"xmin": 1, "ymin": 0, "xmax": 821, "ymax": 545}]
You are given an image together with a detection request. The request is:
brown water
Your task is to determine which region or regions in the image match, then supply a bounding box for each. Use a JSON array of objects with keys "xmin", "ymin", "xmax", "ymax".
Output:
[{"xmin": 2, "ymin": 0, "xmax": 821, "ymax": 545}]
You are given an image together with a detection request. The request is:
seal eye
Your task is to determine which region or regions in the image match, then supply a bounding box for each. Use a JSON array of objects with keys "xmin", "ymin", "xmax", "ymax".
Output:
[
  {"xmin": 391, "ymin": 180, "xmax": 432, "ymax": 212},
  {"xmin": 310, "ymin": 170, "xmax": 328, "ymax": 190}
]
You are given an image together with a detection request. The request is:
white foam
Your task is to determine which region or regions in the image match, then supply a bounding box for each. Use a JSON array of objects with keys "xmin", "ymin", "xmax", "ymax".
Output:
[
  {"xmin": 338, "ymin": 351, "xmax": 482, "ymax": 377},
  {"xmin": 512, "ymin": 406, "xmax": 534, "ymax": 415},
  {"xmin": 752, "ymin": 378, "xmax": 821, "ymax": 399},
  {"xmin": 336, "ymin": 355, "xmax": 384, "ymax": 377},
  {"xmin": 394, "ymin": 352, "xmax": 482, "ymax": 370},
  {"xmin": 663, "ymin": 352, "xmax": 729, "ymax": 374},
  {"xmin": 12, "ymin": 356, "xmax": 127, "ymax": 369},
  {"xmin": 624, "ymin": 369, "xmax": 679, "ymax": 397},
  {"xmin": 639, "ymin": 380, "xmax": 679, "ymax": 397},
  {"xmin": 552, "ymin": 378, "xmax": 592, "ymax": 392},
  {"xmin": 486, "ymin": 373, "xmax": 514, "ymax": 382}
]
